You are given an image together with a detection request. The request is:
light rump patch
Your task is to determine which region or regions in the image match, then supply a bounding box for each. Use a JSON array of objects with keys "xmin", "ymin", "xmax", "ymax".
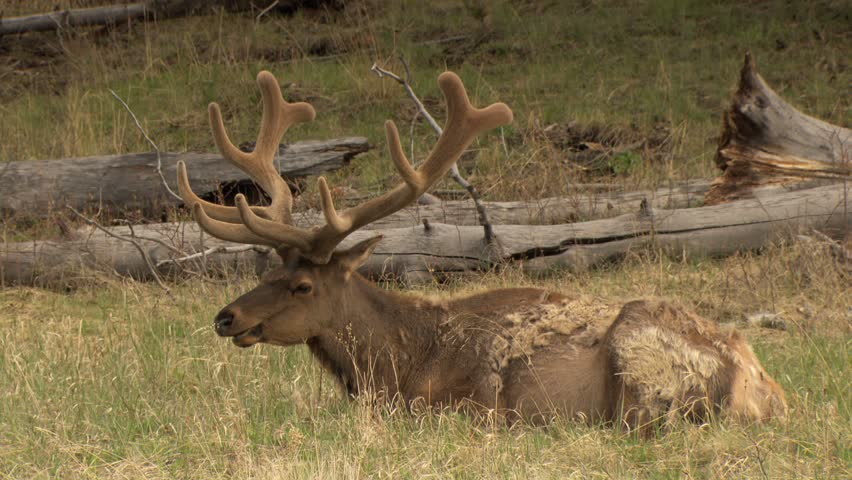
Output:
[
  {"xmin": 605, "ymin": 299, "xmax": 787, "ymax": 429},
  {"xmin": 611, "ymin": 325, "xmax": 725, "ymax": 421}
]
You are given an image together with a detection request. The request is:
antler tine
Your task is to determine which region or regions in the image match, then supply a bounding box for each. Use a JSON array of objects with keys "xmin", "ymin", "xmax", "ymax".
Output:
[
  {"xmin": 233, "ymin": 194, "xmax": 314, "ymax": 251},
  {"xmin": 177, "ymin": 161, "xmax": 274, "ymax": 223},
  {"xmin": 178, "ymin": 71, "xmax": 315, "ymax": 242},
  {"xmin": 236, "ymin": 71, "xmax": 513, "ymax": 262},
  {"xmin": 190, "ymin": 203, "xmax": 278, "ymax": 247},
  {"xmin": 207, "ymin": 71, "xmax": 316, "ymax": 222},
  {"xmin": 319, "ymin": 71, "xmax": 511, "ymax": 228},
  {"xmin": 177, "ymin": 161, "xmax": 243, "ymax": 223}
]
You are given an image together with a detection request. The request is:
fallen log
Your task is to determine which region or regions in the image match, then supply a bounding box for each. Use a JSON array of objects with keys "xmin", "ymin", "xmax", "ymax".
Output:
[
  {"xmin": 0, "ymin": 3, "xmax": 147, "ymax": 36},
  {"xmin": 365, "ymin": 184, "xmax": 850, "ymax": 278},
  {"xmin": 0, "ymin": 137, "xmax": 369, "ymax": 218},
  {"xmin": 706, "ymin": 52, "xmax": 851, "ymax": 205},
  {"xmin": 3, "ymin": 184, "xmax": 847, "ymax": 287},
  {"xmin": 50, "ymin": 180, "xmax": 707, "ymax": 236},
  {"xmin": 0, "ymin": 1, "xmax": 326, "ymax": 36},
  {"xmin": 25, "ymin": 180, "xmax": 702, "ymax": 251},
  {"xmin": 301, "ymin": 180, "xmax": 710, "ymax": 228}
]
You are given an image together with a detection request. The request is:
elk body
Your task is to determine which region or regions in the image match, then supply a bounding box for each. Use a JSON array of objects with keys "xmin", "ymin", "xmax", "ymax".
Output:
[{"xmin": 179, "ymin": 70, "xmax": 787, "ymax": 431}]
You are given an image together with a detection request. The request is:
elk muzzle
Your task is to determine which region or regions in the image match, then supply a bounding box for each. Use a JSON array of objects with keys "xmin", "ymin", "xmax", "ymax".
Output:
[
  {"xmin": 214, "ymin": 309, "xmax": 235, "ymax": 336},
  {"xmin": 214, "ymin": 308, "xmax": 263, "ymax": 347}
]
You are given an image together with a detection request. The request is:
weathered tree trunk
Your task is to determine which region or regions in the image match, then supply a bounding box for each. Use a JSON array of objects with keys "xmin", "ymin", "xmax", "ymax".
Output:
[
  {"xmin": 298, "ymin": 180, "xmax": 710, "ymax": 229},
  {"xmin": 3, "ymin": 184, "xmax": 847, "ymax": 287},
  {"xmin": 706, "ymin": 52, "xmax": 851, "ymax": 205},
  {"xmin": 0, "ymin": 4, "xmax": 148, "ymax": 36},
  {"xmin": 0, "ymin": 137, "xmax": 369, "ymax": 218},
  {"xmin": 0, "ymin": 1, "xmax": 333, "ymax": 36}
]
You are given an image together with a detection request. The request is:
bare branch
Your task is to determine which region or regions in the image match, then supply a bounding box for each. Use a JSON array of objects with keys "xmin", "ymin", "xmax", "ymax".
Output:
[
  {"xmin": 409, "ymin": 109, "xmax": 420, "ymax": 160},
  {"xmin": 109, "ymin": 89, "xmax": 183, "ymax": 201},
  {"xmin": 156, "ymin": 245, "xmax": 269, "ymax": 268},
  {"xmin": 370, "ymin": 59, "xmax": 497, "ymax": 244},
  {"xmin": 112, "ymin": 220, "xmax": 189, "ymax": 255},
  {"xmin": 67, "ymin": 205, "xmax": 172, "ymax": 295},
  {"xmin": 255, "ymin": 0, "xmax": 279, "ymax": 24},
  {"xmin": 500, "ymin": 127, "xmax": 509, "ymax": 159}
]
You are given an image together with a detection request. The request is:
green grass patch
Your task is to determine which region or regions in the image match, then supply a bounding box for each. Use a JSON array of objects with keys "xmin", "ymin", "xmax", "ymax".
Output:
[{"xmin": 1, "ymin": 1, "xmax": 848, "ymax": 198}]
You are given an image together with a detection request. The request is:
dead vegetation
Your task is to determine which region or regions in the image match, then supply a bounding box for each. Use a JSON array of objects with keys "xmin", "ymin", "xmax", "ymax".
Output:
[
  {"xmin": 0, "ymin": 1, "xmax": 850, "ymax": 477},
  {"xmin": 527, "ymin": 119, "xmax": 674, "ymax": 177},
  {"xmin": 0, "ymin": 240, "xmax": 848, "ymax": 477}
]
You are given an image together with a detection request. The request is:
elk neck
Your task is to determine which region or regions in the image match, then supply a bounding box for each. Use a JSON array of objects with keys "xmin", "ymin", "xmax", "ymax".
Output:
[{"xmin": 307, "ymin": 272, "xmax": 446, "ymax": 399}]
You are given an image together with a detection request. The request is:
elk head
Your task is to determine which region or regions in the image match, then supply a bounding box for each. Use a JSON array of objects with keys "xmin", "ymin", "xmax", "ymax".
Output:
[{"xmin": 178, "ymin": 70, "xmax": 512, "ymax": 348}]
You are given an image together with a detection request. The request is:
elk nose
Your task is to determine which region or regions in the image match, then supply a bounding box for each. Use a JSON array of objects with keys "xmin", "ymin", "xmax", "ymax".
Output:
[{"xmin": 214, "ymin": 310, "xmax": 235, "ymax": 335}]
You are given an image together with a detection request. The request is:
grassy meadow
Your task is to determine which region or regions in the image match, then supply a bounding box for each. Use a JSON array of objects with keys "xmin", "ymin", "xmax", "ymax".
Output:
[
  {"xmin": 1, "ymin": 245, "xmax": 849, "ymax": 478},
  {"xmin": 1, "ymin": 0, "xmax": 850, "ymax": 478}
]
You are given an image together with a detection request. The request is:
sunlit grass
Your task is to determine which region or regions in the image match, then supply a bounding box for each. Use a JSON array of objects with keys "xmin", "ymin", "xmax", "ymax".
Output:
[
  {"xmin": 1, "ymin": 1, "xmax": 850, "ymax": 478},
  {"xmin": 1, "ymin": 1, "xmax": 848, "ymax": 197},
  {"xmin": 1, "ymin": 242, "xmax": 849, "ymax": 478}
]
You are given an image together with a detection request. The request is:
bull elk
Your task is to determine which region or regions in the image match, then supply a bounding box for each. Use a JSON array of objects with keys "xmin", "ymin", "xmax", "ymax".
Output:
[{"xmin": 177, "ymin": 70, "xmax": 787, "ymax": 432}]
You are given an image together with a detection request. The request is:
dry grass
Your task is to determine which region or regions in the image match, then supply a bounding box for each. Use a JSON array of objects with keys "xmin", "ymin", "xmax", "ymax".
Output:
[
  {"xmin": 0, "ymin": 242, "xmax": 849, "ymax": 478},
  {"xmin": 1, "ymin": 1, "xmax": 850, "ymax": 478}
]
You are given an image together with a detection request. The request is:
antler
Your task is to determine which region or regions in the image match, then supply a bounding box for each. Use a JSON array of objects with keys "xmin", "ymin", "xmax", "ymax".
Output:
[
  {"xmin": 180, "ymin": 70, "xmax": 512, "ymax": 263},
  {"xmin": 176, "ymin": 71, "xmax": 315, "ymax": 246}
]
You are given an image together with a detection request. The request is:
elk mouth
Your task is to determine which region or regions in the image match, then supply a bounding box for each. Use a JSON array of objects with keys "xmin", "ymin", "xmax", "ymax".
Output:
[{"xmin": 232, "ymin": 324, "xmax": 264, "ymax": 348}]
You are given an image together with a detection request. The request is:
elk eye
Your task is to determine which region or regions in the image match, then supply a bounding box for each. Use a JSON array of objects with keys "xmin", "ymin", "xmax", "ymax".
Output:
[{"xmin": 294, "ymin": 283, "xmax": 313, "ymax": 295}]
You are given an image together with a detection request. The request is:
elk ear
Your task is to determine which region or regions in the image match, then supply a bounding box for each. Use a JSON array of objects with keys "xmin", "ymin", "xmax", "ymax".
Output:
[{"xmin": 333, "ymin": 235, "xmax": 383, "ymax": 276}]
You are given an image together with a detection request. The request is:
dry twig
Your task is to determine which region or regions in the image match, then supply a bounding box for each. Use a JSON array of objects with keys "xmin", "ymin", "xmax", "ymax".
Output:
[
  {"xmin": 108, "ymin": 89, "xmax": 183, "ymax": 201},
  {"xmin": 371, "ymin": 58, "xmax": 497, "ymax": 244},
  {"xmin": 66, "ymin": 205, "xmax": 172, "ymax": 294},
  {"xmin": 255, "ymin": 0, "xmax": 279, "ymax": 24},
  {"xmin": 156, "ymin": 245, "xmax": 269, "ymax": 268}
]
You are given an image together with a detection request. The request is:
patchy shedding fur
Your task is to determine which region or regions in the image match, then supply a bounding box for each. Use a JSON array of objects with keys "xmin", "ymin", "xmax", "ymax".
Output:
[
  {"xmin": 437, "ymin": 294, "xmax": 615, "ymax": 400},
  {"xmin": 494, "ymin": 296, "xmax": 615, "ymax": 366},
  {"xmin": 603, "ymin": 299, "xmax": 782, "ymax": 428},
  {"xmin": 611, "ymin": 325, "xmax": 725, "ymax": 420}
]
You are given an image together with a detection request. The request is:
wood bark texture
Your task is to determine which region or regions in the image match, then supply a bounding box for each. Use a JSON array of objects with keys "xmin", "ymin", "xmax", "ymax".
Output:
[
  {"xmin": 706, "ymin": 52, "xmax": 851, "ymax": 205},
  {"xmin": 0, "ymin": 1, "xmax": 328, "ymax": 35},
  {"xmin": 0, "ymin": 4, "xmax": 147, "ymax": 35},
  {"xmin": 3, "ymin": 184, "xmax": 848, "ymax": 287},
  {"xmin": 299, "ymin": 181, "xmax": 710, "ymax": 229},
  {"xmin": 1, "ymin": 137, "xmax": 369, "ymax": 218}
]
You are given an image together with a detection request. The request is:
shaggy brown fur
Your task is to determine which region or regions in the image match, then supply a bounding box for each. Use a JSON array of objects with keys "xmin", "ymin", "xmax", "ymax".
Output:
[
  {"xmin": 604, "ymin": 299, "xmax": 786, "ymax": 432},
  {"xmin": 211, "ymin": 238, "xmax": 787, "ymax": 431}
]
